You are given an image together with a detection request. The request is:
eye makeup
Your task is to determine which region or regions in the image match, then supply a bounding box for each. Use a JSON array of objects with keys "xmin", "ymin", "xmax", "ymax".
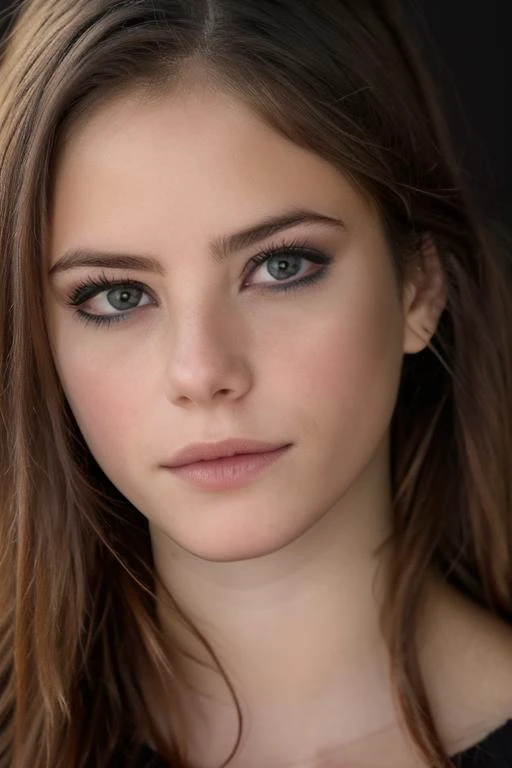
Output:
[{"xmin": 63, "ymin": 236, "xmax": 333, "ymax": 328}]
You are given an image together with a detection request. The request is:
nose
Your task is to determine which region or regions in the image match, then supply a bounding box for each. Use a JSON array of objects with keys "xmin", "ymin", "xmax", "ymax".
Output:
[{"xmin": 163, "ymin": 302, "xmax": 253, "ymax": 408}]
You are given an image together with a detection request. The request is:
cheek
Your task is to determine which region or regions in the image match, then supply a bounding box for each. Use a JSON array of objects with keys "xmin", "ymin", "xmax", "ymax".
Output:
[
  {"xmin": 272, "ymin": 273, "xmax": 405, "ymax": 458},
  {"xmin": 51, "ymin": 329, "xmax": 153, "ymax": 464}
]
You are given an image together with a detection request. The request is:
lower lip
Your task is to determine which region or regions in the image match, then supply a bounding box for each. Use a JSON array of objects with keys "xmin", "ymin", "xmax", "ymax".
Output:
[{"xmin": 165, "ymin": 445, "xmax": 291, "ymax": 491}]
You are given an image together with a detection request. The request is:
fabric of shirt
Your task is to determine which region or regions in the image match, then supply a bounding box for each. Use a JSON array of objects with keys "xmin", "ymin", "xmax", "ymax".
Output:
[{"xmin": 132, "ymin": 719, "xmax": 512, "ymax": 767}]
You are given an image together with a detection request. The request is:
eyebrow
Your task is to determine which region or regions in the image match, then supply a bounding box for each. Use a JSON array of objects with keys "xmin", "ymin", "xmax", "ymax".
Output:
[{"xmin": 48, "ymin": 207, "xmax": 345, "ymax": 277}]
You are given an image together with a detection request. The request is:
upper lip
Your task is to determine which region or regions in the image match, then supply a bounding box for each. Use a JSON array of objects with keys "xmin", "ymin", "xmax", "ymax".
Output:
[{"xmin": 164, "ymin": 438, "xmax": 290, "ymax": 468}]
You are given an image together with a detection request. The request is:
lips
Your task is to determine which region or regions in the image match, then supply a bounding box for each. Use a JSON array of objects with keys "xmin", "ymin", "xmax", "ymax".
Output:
[
  {"xmin": 164, "ymin": 444, "xmax": 292, "ymax": 491},
  {"xmin": 165, "ymin": 438, "xmax": 291, "ymax": 468}
]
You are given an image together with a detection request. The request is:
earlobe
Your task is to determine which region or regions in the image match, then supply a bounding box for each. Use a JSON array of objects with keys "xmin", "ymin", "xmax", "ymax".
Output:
[
  {"xmin": 403, "ymin": 319, "xmax": 433, "ymax": 355},
  {"xmin": 402, "ymin": 234, "xmax": 448, "ymax": 355}
]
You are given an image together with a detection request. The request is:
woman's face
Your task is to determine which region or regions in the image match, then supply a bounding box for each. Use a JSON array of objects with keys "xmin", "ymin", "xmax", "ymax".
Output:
[{"xmin": 45, "ymin": 81, "xmax": 432, "ymax": 562}]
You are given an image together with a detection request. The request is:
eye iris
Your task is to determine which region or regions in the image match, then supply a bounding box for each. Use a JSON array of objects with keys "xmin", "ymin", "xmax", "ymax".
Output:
[
  {"xmin": 267, "ymin": 253, "xmax": 301, "ymax": 281},
  {"xmin": 107, "ymin": 287, "xmax": 142, "ymax": 311}
]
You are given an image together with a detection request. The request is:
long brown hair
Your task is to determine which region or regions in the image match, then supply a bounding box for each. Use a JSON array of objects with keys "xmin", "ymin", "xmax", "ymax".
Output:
[{"xmin": 1, "ymin": 1, "xmax": 511, "ymax": 766}]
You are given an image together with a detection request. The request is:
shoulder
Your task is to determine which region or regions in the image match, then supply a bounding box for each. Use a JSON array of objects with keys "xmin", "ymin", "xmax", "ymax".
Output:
[
  {"xmin": 421, "ymin": 578, "xmax": 512, "ymax": 755},
  {"xmin": 455, "ymin": 595, "xmax": 512, "ymax": 718},
  {"xmin": 452, "ymin": 718, "xmax": 512, "ymax": 766}
]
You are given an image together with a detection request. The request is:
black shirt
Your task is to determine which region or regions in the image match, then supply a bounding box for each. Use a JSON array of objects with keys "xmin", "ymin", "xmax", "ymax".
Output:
[{"xmin": 135, "ymin": 718, "xmax": 512, "ymax": 767}]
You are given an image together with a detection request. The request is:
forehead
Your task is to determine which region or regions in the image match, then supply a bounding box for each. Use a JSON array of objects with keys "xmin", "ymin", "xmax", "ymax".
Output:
[{"xmin": 49, "ymin": 83, "xmax": 377, "ymax": 258}]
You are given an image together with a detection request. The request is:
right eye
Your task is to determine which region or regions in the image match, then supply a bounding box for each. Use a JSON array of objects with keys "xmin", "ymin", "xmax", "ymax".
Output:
[{"xmin": 65, "ymin": 275, "xmax": 154, "ymax": 327}]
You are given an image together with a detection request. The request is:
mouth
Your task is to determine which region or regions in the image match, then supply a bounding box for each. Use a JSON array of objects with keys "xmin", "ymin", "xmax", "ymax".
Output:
[{"xmin": 164, "ymin": 444, "xmax": 292, "ymax": 491}]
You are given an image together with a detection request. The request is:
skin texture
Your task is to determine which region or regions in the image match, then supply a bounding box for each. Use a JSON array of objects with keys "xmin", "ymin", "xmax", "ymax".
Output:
[
  {"xmin": 45, "ymin": 80, "xmax": 439, "ymax": 564},
  {"xmin": 44, "ymin": 80, "xmax": 512, "ymax": 766}
]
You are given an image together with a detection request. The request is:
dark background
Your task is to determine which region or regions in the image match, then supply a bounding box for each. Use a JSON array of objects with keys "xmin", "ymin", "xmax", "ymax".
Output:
[
  {"xmin": 403, "ymin": 0, "xmax": 512, "ymax": 226},
  {"xmin": 0, "ymin": 0, "xmax": 511, "ymax": 226}
]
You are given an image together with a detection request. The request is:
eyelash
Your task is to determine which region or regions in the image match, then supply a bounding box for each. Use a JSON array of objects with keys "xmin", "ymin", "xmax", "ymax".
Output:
[{"xmin": 64, "ymin": 237, "xmax": 333, "ymax": 328}]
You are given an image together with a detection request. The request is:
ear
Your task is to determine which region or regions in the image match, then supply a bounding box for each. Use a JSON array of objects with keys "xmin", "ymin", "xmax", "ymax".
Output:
[{"xmin": 402, "ymin": 233, "xmax": 448, "ymax": 355}]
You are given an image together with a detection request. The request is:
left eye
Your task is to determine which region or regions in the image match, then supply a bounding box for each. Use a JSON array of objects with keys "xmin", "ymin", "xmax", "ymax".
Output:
[
  {"xmin": 246, "ymin": 251, "xmax": 312, "ymax": 285},
  {"xmin": 243, "ymin": 245, "xmax": 332, "ymax": 289}
]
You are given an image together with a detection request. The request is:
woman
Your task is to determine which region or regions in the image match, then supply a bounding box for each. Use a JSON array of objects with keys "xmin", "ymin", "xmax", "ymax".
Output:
[{"xmin": 1, "ymin": 0, "xmax": 511, "ymax": 766}]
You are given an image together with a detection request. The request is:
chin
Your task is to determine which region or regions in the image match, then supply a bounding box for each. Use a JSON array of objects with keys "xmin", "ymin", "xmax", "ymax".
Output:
[
  {"xmin": 160, "ymin": 515, "xmax": 313, "ymax": 563},
  {"xmin": 185, "ymin": 540, "xmax": 289, "ymax": 563}
]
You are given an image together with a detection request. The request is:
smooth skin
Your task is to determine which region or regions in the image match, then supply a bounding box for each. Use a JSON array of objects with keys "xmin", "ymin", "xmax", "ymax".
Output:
[{"xmin": 45, "ymin": 76, "xmax": 512, "ymax": 767}]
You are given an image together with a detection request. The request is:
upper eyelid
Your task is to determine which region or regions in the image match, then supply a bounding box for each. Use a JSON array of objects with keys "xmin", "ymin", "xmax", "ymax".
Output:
[{"xmin": 65, "ymin": 276, "xmax": 151, "ymax": 306}]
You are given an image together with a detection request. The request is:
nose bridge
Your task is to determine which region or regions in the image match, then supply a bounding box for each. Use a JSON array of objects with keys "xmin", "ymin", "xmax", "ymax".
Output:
[{"xmin": 171, "ymin": 283, "xmax": 236, "ymax": 353}]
